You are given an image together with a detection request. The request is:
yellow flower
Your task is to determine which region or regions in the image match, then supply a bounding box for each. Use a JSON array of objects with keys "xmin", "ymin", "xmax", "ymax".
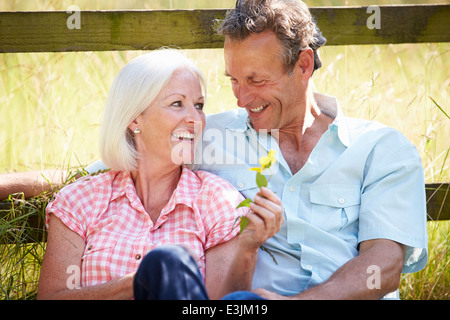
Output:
[
  {"xmin": 260, "ymin": 150, "xmax": 276, "ymax": 169},
  {"xmin": 249, "ymin": 150, "xmax": 276, "ymax": 173}
]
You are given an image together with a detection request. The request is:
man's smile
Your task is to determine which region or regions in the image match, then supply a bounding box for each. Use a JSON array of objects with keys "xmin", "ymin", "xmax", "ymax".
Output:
[{"xmin": 249, "ymin": 102, "xmax": 270, "ymax": 114}]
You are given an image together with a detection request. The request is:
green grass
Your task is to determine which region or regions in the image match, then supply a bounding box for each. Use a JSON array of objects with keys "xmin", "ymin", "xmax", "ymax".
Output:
[
  {"xmin": 400, "ymin": 221, "xmax": 449, "ymax": 300},
  {"xmin": 1, "ymin": 194, "xmax": 48, "ymax": 300},
  {"xmin": 0, "ymin": 0, "xmax": 449, "ymax": 300}
]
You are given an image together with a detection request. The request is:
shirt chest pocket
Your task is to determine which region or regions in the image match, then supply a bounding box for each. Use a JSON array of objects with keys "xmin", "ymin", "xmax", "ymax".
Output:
[{"xmin": 310, "ymin": 184, "xmax": 361, "ymax": 234}]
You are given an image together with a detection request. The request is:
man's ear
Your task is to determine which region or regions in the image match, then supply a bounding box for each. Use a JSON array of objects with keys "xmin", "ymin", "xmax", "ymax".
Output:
[{"xmin": 297, "ymin": 48, "xmax": 314, "ymax": 77}]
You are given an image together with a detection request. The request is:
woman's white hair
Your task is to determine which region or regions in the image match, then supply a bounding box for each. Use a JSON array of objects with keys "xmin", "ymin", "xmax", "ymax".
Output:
[{"xmin": 99, "ymin": 49, "xmax": 206, "ymax": 172}]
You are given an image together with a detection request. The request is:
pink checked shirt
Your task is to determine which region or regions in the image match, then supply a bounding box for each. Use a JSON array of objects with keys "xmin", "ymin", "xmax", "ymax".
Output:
[{"xmin": 46, "ymin": 167, "xmax": 246, "ymax": 287}]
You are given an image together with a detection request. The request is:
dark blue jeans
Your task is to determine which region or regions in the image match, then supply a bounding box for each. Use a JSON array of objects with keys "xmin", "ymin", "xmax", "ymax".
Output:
[{"xmin": 133, "ymin": 245, "xmax": 264, "ymax": 300}]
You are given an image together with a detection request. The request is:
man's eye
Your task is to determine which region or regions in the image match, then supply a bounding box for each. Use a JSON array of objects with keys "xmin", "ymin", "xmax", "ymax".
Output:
[{"xmin": 195, "ymin": 103, "xmax": 204, "ymax": 110}]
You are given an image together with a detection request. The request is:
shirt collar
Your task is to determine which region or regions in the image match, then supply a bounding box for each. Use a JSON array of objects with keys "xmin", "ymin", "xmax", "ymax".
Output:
[
  {"xmin": 109, "ymin": 167, "xmax": 201, "ymax": 215},
  {"xmin": 313, "ymin": 93, "xmax": 353, "ymax": 147},
  {"xmin": 226, "ymin": 108, "xmax": 252, "ymax": 132},
  {"xmin": 163, "ymin": 167, "xmax": 201, "ymax": 213},
  {"xmin": 109, "ymin": 171, "xmax": 142, "ymax": 212},
  {"xmin": 225, "ymin": 92, "xmax": 354, "ymax": 147}
]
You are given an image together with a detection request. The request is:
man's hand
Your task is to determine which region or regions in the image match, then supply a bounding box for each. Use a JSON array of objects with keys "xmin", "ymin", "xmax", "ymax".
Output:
[
  {"xmin": 220, "ymin": 187, "xmax": 284, "ymax": 296},
  {"xmin": 239, "ymin": 187, "xmax": 284, "ymax": 252}
]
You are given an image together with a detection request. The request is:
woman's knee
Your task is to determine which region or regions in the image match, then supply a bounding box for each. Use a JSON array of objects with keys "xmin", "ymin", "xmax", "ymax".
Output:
[{"xmin": 134, "ymin": 244, "xmax": 207, "ymax": 300}]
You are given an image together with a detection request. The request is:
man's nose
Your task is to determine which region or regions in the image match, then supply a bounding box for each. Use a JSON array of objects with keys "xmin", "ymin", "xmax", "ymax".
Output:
[{"xmin": 235, "ymin": 83, "xmax": 255, "ymax": 109}]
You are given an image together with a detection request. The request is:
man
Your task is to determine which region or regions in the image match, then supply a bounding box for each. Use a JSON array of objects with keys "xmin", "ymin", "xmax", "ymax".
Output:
[
  {"xmin": 192, "ymin": 0, "xmax": 427, "ymax": 299},
  {"xmin": 1, "ymin": 0, "xmax": 427, "ymax": 299}
]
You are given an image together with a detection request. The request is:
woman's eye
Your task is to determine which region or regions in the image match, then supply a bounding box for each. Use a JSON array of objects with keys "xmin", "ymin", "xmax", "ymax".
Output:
[{"xmin": 171, "ymin": 101, "xmax": 182, "ymax": 107}]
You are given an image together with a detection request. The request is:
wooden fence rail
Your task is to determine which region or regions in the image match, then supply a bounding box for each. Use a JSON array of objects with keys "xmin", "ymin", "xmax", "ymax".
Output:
[{"xmin": 1, "ymin": 4, "xmax": 449, "ymax": 53}]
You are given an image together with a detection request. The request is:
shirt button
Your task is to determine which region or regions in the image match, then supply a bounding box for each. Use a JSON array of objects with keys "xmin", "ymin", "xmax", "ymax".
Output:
[
  {"xmin": 289, "ymin": 186, "xmax": 295, "ymax": 192},
  {"xmin": 87, "ymin": 245, "xmax": 92, "ymax": 250},
  {"xmin": 305, "ymin": 265, "xmax": 313, "ymax": 271},
  {"xmin": 135, "ymin": 254, "xmax": 142, "ymax": 260},
  {"xmin": 237, "ymin": 182, "xmax": 244, "ymax": 188},
  {"xmin": 338, "ymin": 197, "xmax": 345, "ymax": 204}
]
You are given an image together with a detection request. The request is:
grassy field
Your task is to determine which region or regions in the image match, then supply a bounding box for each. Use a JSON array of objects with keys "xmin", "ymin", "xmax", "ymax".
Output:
[{"xmin": 0, "ymin": 0, "xmax": 449, "ymax": 299}]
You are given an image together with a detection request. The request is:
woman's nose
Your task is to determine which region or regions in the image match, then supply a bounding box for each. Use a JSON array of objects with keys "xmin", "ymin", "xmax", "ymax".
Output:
[{"xmin": 185, "ymin": 104, "xmax": 204, "ymax": 124}]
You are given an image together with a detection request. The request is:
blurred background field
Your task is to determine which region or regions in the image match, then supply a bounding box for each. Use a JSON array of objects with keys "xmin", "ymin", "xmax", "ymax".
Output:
[{"xmin": 0, "ymin": 0, "xmax": 448, "ymax": 299}]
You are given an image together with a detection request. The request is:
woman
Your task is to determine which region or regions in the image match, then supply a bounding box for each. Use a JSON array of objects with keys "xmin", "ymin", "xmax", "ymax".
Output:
[{"xmin": 37, "ymin": 49, "xmax": 283, "ymax": 300}]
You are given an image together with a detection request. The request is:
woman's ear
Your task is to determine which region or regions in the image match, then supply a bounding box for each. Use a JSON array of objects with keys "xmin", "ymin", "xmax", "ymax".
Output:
[{"xmin": 128, "ymin": 116, "xmax": 141, "ymax": 134}]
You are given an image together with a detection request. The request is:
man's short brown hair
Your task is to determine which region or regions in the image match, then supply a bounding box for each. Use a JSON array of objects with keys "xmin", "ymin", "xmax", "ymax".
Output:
[{"xmin": 216, "ymin": 0, "xmax": 326, "ymax": 73}]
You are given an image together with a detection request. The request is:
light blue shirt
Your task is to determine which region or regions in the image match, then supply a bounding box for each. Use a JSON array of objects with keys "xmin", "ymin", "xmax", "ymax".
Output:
[
  {"xmin": 87, "ymin": 93, "xmax": 428, "ymax": 298},
  {"xmin": 192, "ymin": 93, "xmax": 428, "ymax": 298}
]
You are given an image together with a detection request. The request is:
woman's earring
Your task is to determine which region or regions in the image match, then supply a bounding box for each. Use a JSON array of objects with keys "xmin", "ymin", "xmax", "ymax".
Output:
[{"xmin": 134, "ymin": 128, "xmax": 141, "ymax": 134}]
